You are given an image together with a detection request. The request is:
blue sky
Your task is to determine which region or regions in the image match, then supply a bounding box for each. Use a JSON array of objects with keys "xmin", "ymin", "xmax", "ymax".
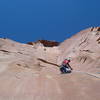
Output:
[{"xmin": 0, "ymin": 0, "xmax": 100, "ymax": 43}]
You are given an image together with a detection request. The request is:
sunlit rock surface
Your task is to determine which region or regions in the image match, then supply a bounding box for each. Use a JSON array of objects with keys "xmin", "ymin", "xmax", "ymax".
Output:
[{"xmin": 0, "ymin": 27, "xmax": 100, "ymax": 100}]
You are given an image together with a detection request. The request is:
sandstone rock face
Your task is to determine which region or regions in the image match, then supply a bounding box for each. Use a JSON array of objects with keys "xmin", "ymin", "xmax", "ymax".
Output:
[
  {"xmin": 58, "ymin": 27, "xmax": 100, "ymax": 73},
  {"xmin": 27, "ymin": 40, "xmax": 60, "ymax": 47},
  {"xmin": 0, "ymin": 27, "xmax": 100, "ymax": 100}
]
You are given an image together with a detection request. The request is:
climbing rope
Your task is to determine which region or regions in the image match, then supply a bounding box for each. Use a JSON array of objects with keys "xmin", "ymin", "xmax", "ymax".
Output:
[{"xmin": 73, "ymin": 70, "xmax": 100, "ymax": 79}]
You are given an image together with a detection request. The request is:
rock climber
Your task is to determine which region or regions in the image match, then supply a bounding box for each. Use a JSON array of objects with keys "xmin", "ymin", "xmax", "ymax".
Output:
[{"xmin": 60, "ymin": 58, "xmax": 73, "ymax": 74}]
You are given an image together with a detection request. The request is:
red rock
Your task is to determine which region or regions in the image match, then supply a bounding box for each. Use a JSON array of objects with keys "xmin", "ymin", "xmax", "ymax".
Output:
[{"xmin": 0, "ymin": 27, "xmax": 100, "ymax": 100}]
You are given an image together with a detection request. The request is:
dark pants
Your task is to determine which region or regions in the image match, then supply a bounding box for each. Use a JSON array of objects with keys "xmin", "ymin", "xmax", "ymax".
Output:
[{"xmin": 60, "ymin": 66, "xmax": 71, "ymax": 74}]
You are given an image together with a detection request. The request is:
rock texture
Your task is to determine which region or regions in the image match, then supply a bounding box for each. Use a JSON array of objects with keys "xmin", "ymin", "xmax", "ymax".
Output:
[
  {"xmin": 0, "ymin": 27, "xmax": 100, "ymax": 100},
  {"xmin": 27, "ymin": 40, "xmax": 60, "ymax": 47},
  {"xmin": 58, "ymin": 27, "xmax": 100, "ymax": 73}
]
